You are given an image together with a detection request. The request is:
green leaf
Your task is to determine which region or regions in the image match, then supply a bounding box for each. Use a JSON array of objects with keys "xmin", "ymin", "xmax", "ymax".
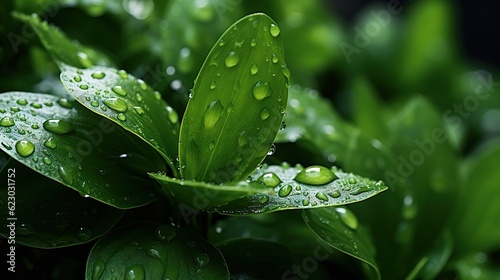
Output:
[
  {"xmin": 0, "ymin": 92, "xmax": 164, "ymax": 209},
  {"xmin": 148, "ymin": 172, "xmax": 264, "ymax": 210},
  {"xmin": 179, "ymin": 13, "xmax": 289, "ymax": 183},
  {"xmin": 216, "ymin": 238, "xmax": 295, "ymax": 279},
  {"xmin": 303, "ymin": 207, "xmax": 380, "ymax": 280},
  {"xmin": 0, "ymin": 159, "xmax": 123, "ymax": 248},
  {"xmin": 86, "ymin": 222, "xmax": 229, "ymax": 280},
  {"xmin": 451, "ymin": 138, "xmax": 500, "ymax": 254},
  {"xmin": 214, "ymin": 164, "xmax": 387, "ymax": 215},
  {"xmin": 454, "ymin": 253, "xmax": 500, "ymax": 280},
  {"xmin": 14, "ymin": 12, "xmax": 113, "ymax": 68},
  {"xmin": 59, "ymin": 64, "xmax": 180, "ymax": 172}
]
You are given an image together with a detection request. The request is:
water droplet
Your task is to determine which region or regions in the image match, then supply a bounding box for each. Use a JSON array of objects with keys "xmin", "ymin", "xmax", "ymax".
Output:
[
  {"xmin": 267, "ymin": 143, "xmax": 276, "ymax": 155},
  {"xmin": 124, "ymin": 265, "xmax": 145, "ymax": 280},
  {"xmin": 328, "ymin": 190, "xmax": 341, "ymax": 198},
  {"xmin": 135, "ymin": 93, "xmax": 143, "ymax": 102},
  {"xmin": 194, "ymin": 253, "xmax": 210, "ymax": 268},
  {"xmin": 204, "ymin": 100, "xmax": 224, "ymax": 129},
  {"xmin": 315, "ymin": 192, "xmax": 329, "ymax": 202},
  {"xmin": 154, "ymin": 224, "xmax": 176, "ymax": 242},
  {"xmin": 17, "ymin": 98, "xmax": 28, "ymax": 105},
  {"xmin": 57, "ymin": 98, "xmax": 72, "ymax": 108},
  {"xmin": 30, "ymin": 103, "xmax": 42, "ymax": 109},
  {"xmin": 17, "ymin": 224, "xmax": 34, "ymax": 236},
  {"xmin": 258, "ymin": 172, "xmax": 281, "ymax": 187},
  {"xmin": 137, "ymin": 79, "xmax": 148, "ymax": 90},
  {"xmin": 91, "ymin": 100, "xmax": 99, "ymax": 107},
  {"xmin": 58, "ymin": 166, "xmax": 74, "ymax": 185},
  {"xmin": 43, "ymin": 120, "xmax": 72, "ymax": 134},
  {"xmin": 117, "ymin": 113, "xmax": 127, "ymax": 121},
  {"xmin": 272, "ymin": 53, "xmax": 279, "ymax": 64},
  {"xmin": 92, "ymin": 258, "xmax": 105, "ymax": 280},
  {"xmin": 79, "ymin": 84, "xmax": 89, "ymax": 90},
  {"xmin": 10, "ymin": 106, "xmax": 20, "ymax": 112},
  {"xmin": 270, "ymin": 24, "xmax": 280, "ymax": 37},
  {"xmin": 43, "ymin": 157, "xmax": 51, "ymax": 165},
  {"xmin": 131, "ymin": 106, "xmax": 144, "ymax": 115},
  {"xmin": 252, "ymin": 81, "xmax": 271, "ymax": 100},
  {"xmin": 75, "ymin": 227, "xmax": 92, "ymax": 241},
  {"xmin": 224, "ymin": 51, "xmax": 239, "ymax": 68},
  {"xmin": 302, "ymin": 199, "xmax": 310, "ymax": 206},
  {"xmin": 350, "ymin": 186, "xmax": 372, "ymax": 195},
  {"xmin": 166, "ymin": 106, "xmax": 178, "ymax": 123},
  {"xmin": 103, "ymin": 98, "xmax": 128, "ymax": 112},
  {"xmin": 2, "ymin": 142, "xmax": 12, "ymax": 150},
  {"xmin": 154, "ymin": 91, "xmax": 162, "ymax": 100},
  {"xmin": 259, "ymin": 196, "xmax": 269, "ymax": 204},
  {"xmin": 218, "ymin": 40, "xmax": 225, "ymax": 47},
  {"xmin": 250, "ymin": 64, "xmax": 259, "ymax": 75},
  {"xmin": 111, "ymin": 86, "xmax": 127, "ymax": 96},
  {"xmin": 146, "ymin": 243, "xmax": 168, "ymax": 262},
  {"xmin": 31, "ymin": 123, "xmax": 39, "ymax": 129},
  {"xmin": 209, "ymin": 81, "xmax": 217, "ymax": 90},
  {"xmin": 281, "ymin": 65, "xmax": 291, "ymax": 80},
  {"xmin": 208, "ymin": 141, "xmax": 215, "ymax": 150},
  {"xmin": 15, "ymin": 140, "xmax": 35, "ymax": 157},
  {"xmin": 260, "ymin": 108, "xmax": 270, "ymax": 120},
  {"xmin": 74, "ymin": 76, "xmax": 82, "ymax": 82},
  {"xmin": 44, "ymin": 137, "xmax": 57, "ymax": 149},
  {"xmin": 250, "ymin": 38, "xmax": 257, "ymax": 47},
  {"xmin": 91, "ymin": 71, "xmax": 105, "ymax": 79},
  {"xmin": 44, "ymin": 101, "xmax": 53, "ymax": 107},
  {"xmin": 0, "ymin": 116, "xmax": 15, "ymax": 127},
  {"xmin": 294, "ymin": 165, "xmax": 337, "ymax": 185},
  {"xmin": 348, "ymin": 178, "xmax": 357, "ymax": 184},
  {"xmin": 278, "ymin": 184, "xmax": 293, "ymax": 197},
  {"xmin": 335, "ymin": 207, "xmax": 358, "ymax": 230},
  {"xmin": 117, "ymin": 69, "xmax": 128, "ymax": 79}
]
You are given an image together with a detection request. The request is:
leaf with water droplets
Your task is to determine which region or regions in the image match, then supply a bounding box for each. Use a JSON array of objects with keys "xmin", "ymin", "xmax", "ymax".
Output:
[
  {"xmin": 0, "ymin": 159, "xmax": 123, "ymax": 248},
  {"xmin": 149, "ymin": 172, "xmax": 265, "ymax": 210},
  {"xmin": 59, "ymin": 64, "xmax": 180, "ymax": 173},
  {"xmin": 86, "ymin": 222, "xmax": 229, "ymax": 280},
  {"xmin": 179, "ymin": 13, "xmax": 289, "ymax": 183},
  {"xmin": 303, "ymin": 207, "xmax": 381, "ymax": 280},
  {"xmin": 0, "ymin": 92, "xmax": 165, "ymax": 209},
  {"xmin": 214, "ymin": 164, "xmax": 387, "ymax": 214},
  {"xmin": 14, "ymin": 12, "xmax": 112, "ymax": 68}
]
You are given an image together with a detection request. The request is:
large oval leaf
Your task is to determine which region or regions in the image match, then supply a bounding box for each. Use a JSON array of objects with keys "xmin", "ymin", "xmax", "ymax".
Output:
[
  {"xmin": 0, "ymin": 92, "xmax": 164, "ymax": 209},
  {"xmin": 214, "ymin": 164, "xmax": 387, "ymax": 215},
  {"xmin": 179, "ymin": 13, "xmax": 289, "ymax": 183},
  {"xmin": 86, "ymin": 222, "xmax": 229, "ymax": 280},
  {"xmin": 303, "ymin": 207, "xmax": 381, "ymax": 280},
  {"xmin": 59, "ymin": 64, "xmax": 180, "ymax": 173},
  {"xmin": 0, "ymin": 159, "xmax": 123, "ymax": 248}
]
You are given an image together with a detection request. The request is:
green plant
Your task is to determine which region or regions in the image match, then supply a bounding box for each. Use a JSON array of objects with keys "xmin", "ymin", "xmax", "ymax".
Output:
[{"xmin": 1, "ymin": 1, "xmax": 500, "ymax": 279}]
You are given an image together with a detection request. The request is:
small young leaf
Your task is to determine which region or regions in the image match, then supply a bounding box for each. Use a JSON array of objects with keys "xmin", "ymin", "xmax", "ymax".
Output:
[
  {"xmin": 148, "ymin": 172, "xmax": 265, "ymax": 210},
  {"xmin": 216, "ymin": 238, "xmax": 294, "ymax": 279},
  {"xmin": 59, "ymin": 64, "xmax": 180, "ymax": 172},
  {"xmin": 303, "ymin": 207, "xmax": 381, "ymax": 280},
  {"xmin": 86, "ymin": 222, "xmax": 229, "ymax": 280},
  {"xmin": 179, "ymin": 13, "xmax": 289, "ymax": 183},
  {"xmin": 214, "ymin": 164, "xmax": 387, "ymax": 215},
  {"xmin": 0, "ymin": 159, "xmax": 123, "ymax": 248},
  {"xmin": 14, "ymin": 12, "xmax": 112, "ymax": 68},
  {"xmin": 0, "ymin": 92, "xmax": 164, "ymax": 209}
]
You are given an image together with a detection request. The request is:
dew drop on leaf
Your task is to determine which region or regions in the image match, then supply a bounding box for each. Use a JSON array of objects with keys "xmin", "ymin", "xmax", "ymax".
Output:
[
  {"xmin": 259, "ymin": 196, "xmax": 269, "ymax": 204},
  {"xmin": 260, "ymin": 108, "xmax": 270, "ymax": 120},
  {"xmin": 209, "ymin": 81, "xmax": 217, "ymax": 90},
  {"xmin": 252, "ymin": 81, "xmax": 271, "ymax": 100},
  {"xmin": 258, "ymin": 172, "xmax": 281, "ymax": 187},
  {"xmin": 43, "ymin": 120, "xmax": 72, "ymax": 134},
  {"xmin": 58, "ymin": 166, "xmax": 74, "ymax": 185},
  {"xmin": 133, "ymin": 106, "xmax": 144, "ymax": 115},
  {"xmin": 194, "ymin": 253, "xmax": 210, "ymax": 268},
  {"xmin": 75, "ymin": 227, "xmax": 92, "ymax": 241},
  {"xmin": 17, "ymin": 98, "xmax": 28, "ymax": 105},
  {"xmin": 154, "ymin": 224, "xmax": 176, "ymax": 242},
  {"xmin": 92, "ymin": 258, "xmax": 105, "ymax": 280},
  {"xmin": 15, "ymin": 140, "xmax": 35, "ymax": 157},
  {"xmin": 137, "ymin": 79, "xmax": 148, "ymax": 90},
  {"xmin": 111, "ymin": 85, "xmax": 127, "ymax": 96},
  {"xmin": 146, "ymin": 244, "xmax": 168, "ymax": 262},
  {"xmin": 124, "ymin": 264, "xmax": 145, "ymax": 280},
  {"xmin": 270, "ymin": 23, "xmax": 281, "ymax": 37},
  {"xmin": 91, "ymin": 71, "xmax": 105, "ymax": 79},
  {"xmin": 117, "ymin": 113, "xmax": 127, "ymax": 121},
  {"xmin": 103, "ymin": 98, "xmax": 128, "ymax": 112},
  {"xmin": 335, "ymin": 207, "xmax": 358, "ymax": 230},
  {"xmin": 267, "ymin": 143, "xmax": 276, "ymax": 155},
  {"xmin": 2, "ymin": 142, "xmax": 12, "ymax": 150},
  {"xmin": 203, "ymin": 100, "xmax": 224, "ymax": 130},
  {"xmin": 57, "ymin": 98, "xmax": 72, "ymax": 108},
  {"xmin": 293, "ymin": 165, "xmax": 338, "ymax": 185},
  {"xmin": 272, "ymin": 53, "xmax": 279, "ymax": 64},
  {"xmin": 0, "ymin": 116, "xmax": 15, "ymax": 127},
  {"xmin": 79, "ymin": 84, "xmax": 89, "ymax": 90},
  {"xmin": 224, "ymin": 51, "xmax": 239, "ymax": 68},
  {"xmin": 17, "ymin": 224, "xmax": 35, "ymax": 236},
  {"xmin": 117, "ymin": 69, "xmax": 128, "ymax": 79},
  {"xmin": 315, "ymin": 192, "xmax": 329, "ymax": 202},
  {"xmin": 166, "ymin": 106, "xmax": 178, "ymax": 123},
  {"xmin": 278, "ymin": 184, "xmax": 293, "ymax": 197},
  {"xmin": 250, "ymin": 64, "xmax": 259, "ymax": 75}
]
